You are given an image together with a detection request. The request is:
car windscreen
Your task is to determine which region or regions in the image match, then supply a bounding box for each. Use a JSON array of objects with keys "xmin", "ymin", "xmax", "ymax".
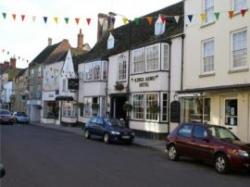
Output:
[
  {"xmin": 208, "ymin": 126, "xmax": 239, "ymax": 141},
  {"xmin": 105, "ymin": 119, "xmax": 125, "ymax": 127},
  {"xmin": 17, "ymin": 112, "xmax": 27, "ymax": 116}
]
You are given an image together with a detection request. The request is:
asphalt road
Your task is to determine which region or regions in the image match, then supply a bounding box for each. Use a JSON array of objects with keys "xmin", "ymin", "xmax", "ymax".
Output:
[{"xmin": 0, "ymin": 124, "xmax": 250, "ymax": 187}]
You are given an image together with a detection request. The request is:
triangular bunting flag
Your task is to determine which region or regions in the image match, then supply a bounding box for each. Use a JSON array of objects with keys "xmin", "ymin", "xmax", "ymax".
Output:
[
  {"xmin": 54, "ymin": 17, "xmax": 59, "ymax": 24},
  {"xmin": 134, "ymin": 18, "xmax": 140, "ymax": 25},
  {"xmin": 21, "ymin": 15, "xmax": 25, "ymax": 21},
  {"xmin": 228, "ymin": 11, "xmax": 234, "ymax": 18},
  {"xmin": 98, "ymin": 17, "xmax": 104, "ymax": 26},
  {"xmin": 2, "ymin": 12, "xmax": 7, "ymax": 19},
  {"xmin": 64, "ymin": 17, "xmax": 69, "ymax": 24},
  {"xmin": 174, "ymin": 16, "xmax": 180, "ymax": 23},
  {"xmin": 188, "ymin": 15, "xmax": 193, "ymax": 23},
  {"xmin": 200, "ymin": 13, "xmax": 207, "ymax": 22},
  {"xmin": 122, "ymin": 17, "xmax": 129, "ymax": 24},
  {"xmin": 75, "ymin": 18, "xmax": 80, "ymax": 25},
  {"xmin": 240, "ymin": 9, "xmax": 247, "ymax": 17},
  {"xmin": 160, "ymin": 15, "xmax": 166, "ymax": 23},
  {"xmin": 43, "ymin": 16, "xmax": 48, "ymax": 23},
  {"xmin": 214, "ymin": 12, "xmax": 220, "ymax": 20},
  {"xmin": 146, "ymin": 16, "xmax": 153, "ymax": 25},
  {"xmin": 32, "ymin": 16, "xmax": 36, "ymax": 22},
  {"xmin": 86, "ymin": 18, "xmax": 91, "ymax": 25},
  {"xmin": 12, "ymin": 14, "xmax": 16, "ymax": 21}
]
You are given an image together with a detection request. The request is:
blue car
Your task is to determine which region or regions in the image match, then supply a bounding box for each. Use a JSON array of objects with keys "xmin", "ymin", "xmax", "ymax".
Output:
[
  {"xmin": 83, "ymin": 116, "xmax": 135, "ymax": 144},
  {"xmin": 13, "ymin": 112, "xmax": 30, "ymax": 124}
]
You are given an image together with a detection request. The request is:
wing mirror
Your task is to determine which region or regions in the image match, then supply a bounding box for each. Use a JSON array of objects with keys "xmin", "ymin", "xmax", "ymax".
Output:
[{"xmin": 0, "ymin": 164, "xmax": 6, "ymax": 178}]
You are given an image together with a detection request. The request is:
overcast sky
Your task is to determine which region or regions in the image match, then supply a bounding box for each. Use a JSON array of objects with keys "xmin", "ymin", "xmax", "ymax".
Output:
[{"xmin": 0, "ymin": 0, "xmax": 181, "ymax": 68}]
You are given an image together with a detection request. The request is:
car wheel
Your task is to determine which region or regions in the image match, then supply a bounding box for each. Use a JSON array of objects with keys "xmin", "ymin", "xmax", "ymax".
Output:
[
  {"xmin": 103, "ymin": 133, "xmax": 110, "ymax": 144},
  {"xmin": 214, "ymin": 154, "xmax": 228, "ymax": 174},
  {"xmin": 168, "ymin": 145, "xmax": 179, "ymax": 161},
  {"xmin": 84, "ymin": 130, "xmax": 90, "ymax": 139}
]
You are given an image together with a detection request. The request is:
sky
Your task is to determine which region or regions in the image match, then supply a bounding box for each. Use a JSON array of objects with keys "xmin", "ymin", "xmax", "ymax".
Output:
[{"xmin": 0, "ymin": 0, "xmax": 181, "ymax": 68}]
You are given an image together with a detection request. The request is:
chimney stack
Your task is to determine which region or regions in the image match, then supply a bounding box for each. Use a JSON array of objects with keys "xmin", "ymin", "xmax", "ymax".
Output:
[
  {"xmin": 10, "ymin": 58, "xmax": 16, "ymax": 68},
  {"xmin": 48, "ymin": 37, "xmax": 52, "ymax": 46},
  {"xmin": 77, "ymin": 29, "xmax": 84, "ymax": 49}
]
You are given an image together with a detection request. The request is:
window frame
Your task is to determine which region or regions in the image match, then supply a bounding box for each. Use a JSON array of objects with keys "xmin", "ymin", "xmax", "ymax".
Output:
[
  {"xmin": 230, "ymin": 28, "xmax": 248, "ymax": 70},
  {"xmin": 161, "ymin": 92, "xmax": 168, "ymax": 122},
  {"xmin": 232, "ymin": 0, "xmax": 248, "ymax": 13},
  {"xmin": 203, "ymin": 0, "xmax": 214, "ymax": 24},
  {"xmin": 161, "ymin": 43, "xmax": 170, "ymax": 71},
  {"xmin": 201, "ymin": 38, "xmax": 215, "ymax": 74},
  {"xmin": 131, "ymin": 47, "xmax": 145, "ymax": 74},
  {"xmin": 117, "ymin": 54, "xmax": 127, "ymax": 81},
  {"xmin": 145, "ymin": 44, "xmax": 160, "ymax": 72}
]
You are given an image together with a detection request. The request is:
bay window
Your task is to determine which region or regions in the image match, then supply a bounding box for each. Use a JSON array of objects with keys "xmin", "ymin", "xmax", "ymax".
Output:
[
  {"xmin": 146, "ymin": 45, "xmax": 159, "ymax": 71},
  {"xmin": 83, "ymin": 61, "xmax": 107, "ymax": 81},
  {"xmin": 146, "ymin": 94, "xmax": 158, "ymax": 120},
  {"xmin": 132, "ymin": 94, "xmax": 144, "ymax": 120},
  {"xmin": 132, "ymin": 48, "xmax": 145, "ymax": 73},
  {"xmin": 162, "ymin": 44, "xmax": 170, "ymax": 70}
]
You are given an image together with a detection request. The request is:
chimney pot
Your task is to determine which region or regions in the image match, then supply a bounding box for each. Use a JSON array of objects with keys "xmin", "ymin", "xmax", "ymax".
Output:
[{"xmin": 77, "ymin": 29, "xmax": 84, "ymax": 49}]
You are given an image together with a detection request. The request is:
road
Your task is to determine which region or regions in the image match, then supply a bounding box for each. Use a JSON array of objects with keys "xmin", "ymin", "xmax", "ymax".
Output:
[{"xmin": 0, "ymin": 124, "xmax": 250, "ymax": 187}]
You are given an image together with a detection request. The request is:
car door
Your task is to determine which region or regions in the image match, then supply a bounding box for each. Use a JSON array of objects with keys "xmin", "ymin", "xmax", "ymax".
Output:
[
  {"xmin": 191, "ymin": 125, "xmax": 214, "ymax": 161},
  {"xmin": 95, "ymin": 117, "xmax": 106, "ymax": 136},
  {"xmin": 175, "ymin": 124, "xmax": 194, "ymax": 157},
  {"xmin": 87, "ymin": 117, "xmax": 98, "ymax": 134}
]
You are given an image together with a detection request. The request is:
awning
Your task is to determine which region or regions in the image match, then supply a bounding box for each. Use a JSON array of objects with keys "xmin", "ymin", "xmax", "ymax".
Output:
[
  {"xmin": 55, "ymin": 96, "xmax": 74, "ymax": 101},
  {"xmin": 177, "ymin": 84, "xmax": 250, "ymax": 94}
]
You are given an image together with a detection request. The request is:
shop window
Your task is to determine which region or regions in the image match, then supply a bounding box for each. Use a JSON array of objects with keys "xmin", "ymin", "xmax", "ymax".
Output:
[
  {"xmin": 203, "ymin": 98, "xmax": 211, "ymax": 122},
  {"xmin": 225, "ymin": 99, "xmax": 238, "ymax": 126},
  {"xmin": 161, "ymin": 93, "xmax": 168, "ymax": 122},
  {"xmin": 132, "ymin": 94, "xmax": 144, "ymax": 120},
  {"xmin": 146, "ymin": 93, "xmax": 159, "ymax": 120},
  {"xmin": 84, "ymin": 98, "xmax": 92, "ymax": 117}
]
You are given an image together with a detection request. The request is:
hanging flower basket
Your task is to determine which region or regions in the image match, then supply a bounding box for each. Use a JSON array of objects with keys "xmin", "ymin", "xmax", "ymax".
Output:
[
  {"xmin": 149, "ymin": 104, "xmax": 160, "ymax": 113},
  {"xmin": 114, "ymin": 82, "xmax": 124, "ymax": 91},
  {"xmin": 123, "ymin": 102, "xmax": 133, "ymax": 112}
]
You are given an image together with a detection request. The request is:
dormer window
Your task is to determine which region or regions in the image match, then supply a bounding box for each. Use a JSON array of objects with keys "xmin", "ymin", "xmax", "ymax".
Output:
[
  {"xmin": 107, "ymin": 33, "xmax": 115, "ymax": 49},
  {"xmin": 154, "ymin": 15, "xmax": 166, "ymax": 36}
]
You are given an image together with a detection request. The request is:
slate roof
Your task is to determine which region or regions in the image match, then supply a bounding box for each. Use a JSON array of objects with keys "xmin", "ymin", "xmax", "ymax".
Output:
[
  {"xmin": 15, "ymin": 68, "xmax": 27, "ymax": 79},
  {"xmin": 79, "ymin": 1, "xmax": 184, "ymax": 63}
]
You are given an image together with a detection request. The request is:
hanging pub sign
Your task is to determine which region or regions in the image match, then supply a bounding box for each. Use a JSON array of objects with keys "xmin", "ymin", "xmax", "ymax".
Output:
[
  {"xmin": 68, "ymin": 78, "xmax": 79, "ymax": 90},
  {"xmin": 170, "ymin": 101, "xmax": 180, "ymax": 123}
]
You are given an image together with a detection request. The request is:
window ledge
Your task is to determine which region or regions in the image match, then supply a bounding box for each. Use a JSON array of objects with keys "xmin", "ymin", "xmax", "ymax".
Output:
[
  {"xmin": 200, "ymin": 21, "xmax": 216, "ymax": 29},
  {"xmin": 228, "ymin": 68, "xmax": 249, "ymax": 74},
  {"xmin": 199, "ymin": 72, "xmax": 215, "ymax": 78}
]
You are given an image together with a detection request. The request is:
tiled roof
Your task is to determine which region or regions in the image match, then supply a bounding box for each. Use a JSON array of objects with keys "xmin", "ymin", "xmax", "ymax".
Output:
[{"xmin": 79, "ymin": 1, "xmax": 184, "ymax": 63}]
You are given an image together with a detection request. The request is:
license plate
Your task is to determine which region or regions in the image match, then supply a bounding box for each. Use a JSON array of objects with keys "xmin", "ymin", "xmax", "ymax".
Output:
[{"xmin": 122, "ymin": 135, "xmax": 130, "ymax": 139}]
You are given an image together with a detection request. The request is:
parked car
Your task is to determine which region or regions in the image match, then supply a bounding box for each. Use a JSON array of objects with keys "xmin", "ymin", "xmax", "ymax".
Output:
[
  {"xmin": 13, "ymin": 112, "xmax": 29, "ymax": 124},
  {"xmin": 166, "ymin": 123, "xmax": 250, "ymax": 174},
  {"xmin": 83, "ymin": 116, "xmax": 135, "ymax": 144},
  {"xmin": 0, "ymin": 109, "xmax": 15, "ymax": 124}
]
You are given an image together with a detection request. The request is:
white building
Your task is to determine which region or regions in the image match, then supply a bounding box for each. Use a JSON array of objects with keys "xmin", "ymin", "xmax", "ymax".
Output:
[
  {"xmin": 1, "ymin": 81, "xmax": 13, "ymax": 110},
  {"xmin": 78, "ymin": 2, "xmax": 184, "ymax": 139},
  {"xmin": 178, "ymin": 0, "xmax": 250, "ymax": 141}
]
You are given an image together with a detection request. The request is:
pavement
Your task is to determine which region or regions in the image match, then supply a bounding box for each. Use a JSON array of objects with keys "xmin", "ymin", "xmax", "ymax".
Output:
[{"xmin": 29, "ymin": 122, "xmax": 166, "ymax": 152}]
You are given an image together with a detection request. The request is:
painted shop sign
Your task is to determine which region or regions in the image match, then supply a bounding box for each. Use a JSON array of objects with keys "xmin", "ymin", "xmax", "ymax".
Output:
[{"xmin": 133, "ymin": 75, "xmax": 158, "ymax": 87}]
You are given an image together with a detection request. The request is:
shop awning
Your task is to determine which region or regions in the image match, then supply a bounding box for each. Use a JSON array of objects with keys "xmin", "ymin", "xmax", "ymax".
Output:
[
  {"xmin": 177, "ymin": 84, "xmax": 250, "ymax": 94},
  {"xmin": 55, "ymin": 96, "xmax": 74, "ymax": 101}
]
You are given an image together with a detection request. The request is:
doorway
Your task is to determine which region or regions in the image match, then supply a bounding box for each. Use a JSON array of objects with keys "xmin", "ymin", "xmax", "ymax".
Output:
[{"xmin": 110, "ymin": 95, "xmax": 127, "ymax": 120}]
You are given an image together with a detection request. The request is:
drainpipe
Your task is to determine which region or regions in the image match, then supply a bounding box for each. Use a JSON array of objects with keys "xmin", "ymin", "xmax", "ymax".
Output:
[
  {"xmin": 180, "ymin": 35, "xmax": 185, "ymax": 91},
  {"xmin": 168, "ymin": 41, "xmax": 172, "ymax": 135}
]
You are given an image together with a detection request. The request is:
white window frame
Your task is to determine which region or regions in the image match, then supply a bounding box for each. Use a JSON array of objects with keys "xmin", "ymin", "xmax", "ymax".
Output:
[
  {"xmin": 145, "ymin": 44, "xmax": 160, "ymax": 72},
  {"xmin": 145, "ymin": 93, "xmax": 159, "ymax": 121},
  {"xmin": 201, "ymin": 38, "xmax": 215, "ymax": 74},
  {"xmin": 161, "ymin": 92, "xmax": 168, "ymax": 122},
  {"xmin": 232, "ymin": 0, "xmax": 247, "ymax": 12},
  {"xmin": 230, "ymin": 28, "xmax": 248, "ymax": 70},
  {"xmin": 203, "ymin": 0, "xmax": 214, "ymax": 24},
  {"xmin": 161, "ymin": 43, "xmax": 170, "ymax": 70},
  {"xmin": 132, "ymin": 94, "xmax": 144, "ymax": 120},
  {"xmin": 118, "ymin": 54, "xmax": 127, "ymax": 81},
  {"xmin": 131, "ymin": 48, "xmax": 145, "ymax": 74}
]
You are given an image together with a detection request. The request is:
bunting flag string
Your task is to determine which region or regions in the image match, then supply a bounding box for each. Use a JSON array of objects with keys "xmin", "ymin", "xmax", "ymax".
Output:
[
  {"xmin": 0, "ymin": 8, "xmax": 248, "ymax": 27},
  {"xmin": 0, "ymin": 47, "xmax": 30, "ymax": 64}
]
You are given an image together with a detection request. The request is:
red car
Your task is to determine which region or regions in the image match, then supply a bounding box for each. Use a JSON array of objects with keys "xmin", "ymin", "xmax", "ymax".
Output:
[
  {"xmin": 166, "ymin": 123, "xmax": 250, "ymax": 174},
  {"xmin": 0, "ymin": 109, "xmax": 15, "ymax": 124}
]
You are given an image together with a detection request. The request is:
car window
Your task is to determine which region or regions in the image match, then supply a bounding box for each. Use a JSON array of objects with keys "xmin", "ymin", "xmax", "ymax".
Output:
[
  {"xmin": 208, "ymin": 126, "xmax": 239, "ymax": 141},
  {"xmin": 96, "ymin": 117, "xmax": 104, "ymax": 126},
  {"xmin": 178, "ymin": 125, "xmax": 193, "ymax": 138},
  {"xmin": 193, "ymin": 126, "xmax": 208, "ymax": 138},
  {"xmin": 89, "ymin": 117, "xmax": 97, "ymax": 124}
]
